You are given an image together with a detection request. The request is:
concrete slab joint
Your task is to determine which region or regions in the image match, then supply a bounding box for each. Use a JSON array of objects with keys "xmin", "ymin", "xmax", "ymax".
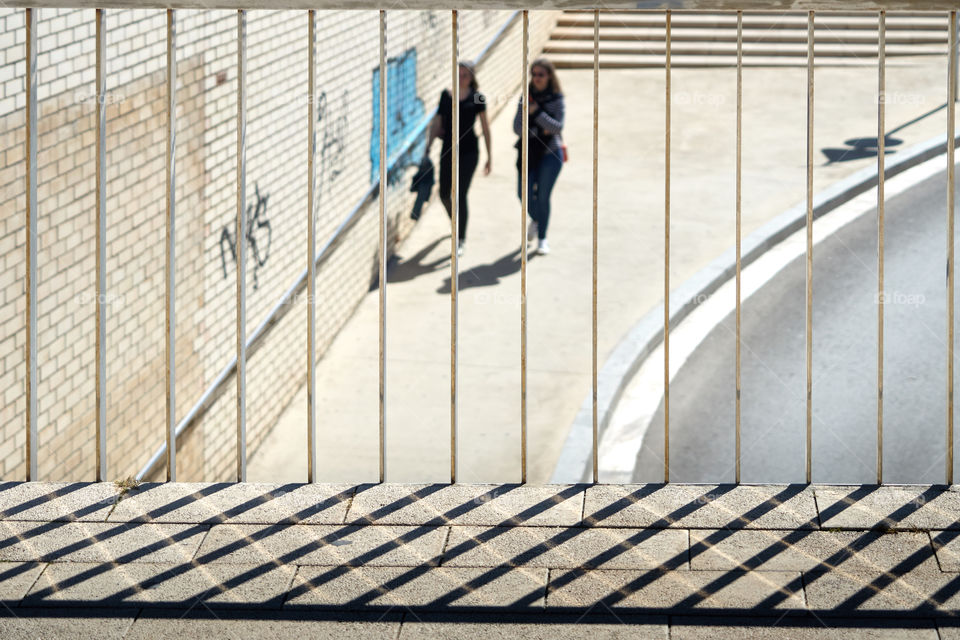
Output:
[{"xmin": 0, "ymin": 481, "xmax": 956, "ymax": 634}]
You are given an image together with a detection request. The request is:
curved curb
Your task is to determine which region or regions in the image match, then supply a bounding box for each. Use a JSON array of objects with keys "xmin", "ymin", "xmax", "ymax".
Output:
[{"xmin": 550, "ymin": 131, "xmax": 960, "ymax": 484}]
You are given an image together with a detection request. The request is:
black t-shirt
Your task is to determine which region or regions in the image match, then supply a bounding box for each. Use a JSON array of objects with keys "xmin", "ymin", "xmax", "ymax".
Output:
[{"xmin": 438, "ymin": 88, "xmax": 485, "ymax": 155}]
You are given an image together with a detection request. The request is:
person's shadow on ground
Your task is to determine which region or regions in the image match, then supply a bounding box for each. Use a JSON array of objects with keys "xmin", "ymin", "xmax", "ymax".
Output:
[
  {"xmin": 386, "ymin": 236, "xmax": 450, "ymax": 284},
  {"xmin": 436, "ymin": 248, "xmax": 533, "ymax": 294}
]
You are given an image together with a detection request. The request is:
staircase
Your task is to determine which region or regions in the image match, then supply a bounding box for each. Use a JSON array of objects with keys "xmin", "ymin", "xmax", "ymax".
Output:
[{"xmin": 546, "ymin": 11, "xmax": 950, "ymax": 68}]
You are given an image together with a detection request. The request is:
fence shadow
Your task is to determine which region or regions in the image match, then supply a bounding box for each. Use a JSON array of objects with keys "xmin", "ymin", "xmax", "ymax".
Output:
[{"xmin": 0, "ymin": 482, "xmax": 956, "ymax": 626}]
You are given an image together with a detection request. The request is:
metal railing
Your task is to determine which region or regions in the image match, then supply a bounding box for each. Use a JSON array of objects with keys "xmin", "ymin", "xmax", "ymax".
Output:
[
  {"xmin": 134, "ymin": 9, "xmax": 522, "ymax": 483},
  {"xmin": 8, "ymin": 2, "xmax": 960, "ymax": 485}
]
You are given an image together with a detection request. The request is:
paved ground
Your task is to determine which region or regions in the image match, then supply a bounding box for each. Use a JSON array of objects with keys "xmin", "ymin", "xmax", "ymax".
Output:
[
  {"xmin": 249, "ymin": 56, "xmax": 960, "ymax": 485},
  {"xmin": 1, "ymin": 481, "xmax": 960, "ymax": 637}
]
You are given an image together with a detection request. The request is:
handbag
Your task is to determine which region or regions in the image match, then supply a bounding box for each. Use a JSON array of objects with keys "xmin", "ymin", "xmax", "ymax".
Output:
[
  {"xmin": 515, "ymin": 132, "xmax": 551, "ymax": 171},
  {"xmin": 409, "ymin": 156, "xmax": 434, "ymax": 220}
]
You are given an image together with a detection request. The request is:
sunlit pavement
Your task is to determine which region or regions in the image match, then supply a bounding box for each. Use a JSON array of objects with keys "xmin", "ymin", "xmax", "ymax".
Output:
[{"xmin": 1, "ymin": 482, "xmax": 958, "ymax": 637}]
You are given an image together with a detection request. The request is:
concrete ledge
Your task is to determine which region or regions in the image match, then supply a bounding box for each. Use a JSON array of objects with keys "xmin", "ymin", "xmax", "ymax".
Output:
[
  {"xmin": 581, "ymin": 484, "xmax": 818, "ymax": 529},
  {"xmin": 0, "ymin": 482, "xmax": 957, "ymax": 624},
  {"xmin": 552, "ymin": 132, "xmax": 960, "ymax": 484},
  {"xmin": 815, "ymin": 485, "xmax": 960, "ymax": 531},
  {"xmin": 106, "ymin": 482, "xmax": 355, "ymax": 525},
  {"xmin": 547, "ymin": 568, "xmax": 806, "ymax": 610},
  {"xmin": 0, "ymin": 482, "xmax": 118, "ymax": 522},
  {"xmin": 0, "ymin": 521, "xmax": 206, "ymax": 563},
  {"xmin": 442, "ymin": 525, "xmax": 689, "ymax": 569},
  {"xmin": 196, "ymin": 523, "xmax": 448, "ymax": 567},
  {"xmin": 287, "ymin": 566, "xmax": 549, "ymax": 610},
  {"xmin": 23, "ymin": 561, "xmax": 298, "ymax": 609},
  {"xmin": 345, "ymin": 483, "xmax": 586, "ymax": 527}
]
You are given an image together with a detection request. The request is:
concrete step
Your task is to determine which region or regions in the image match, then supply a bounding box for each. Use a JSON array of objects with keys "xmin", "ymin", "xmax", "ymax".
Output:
[
  {"xmin": 548, "ymin": 11, "xmax": 949, "ymax": 68},
  {"xmin": 543, "ymin": 40, "xmax": 946, "ymax": 58},
  {"xmin": 548, "ymin": 52, "xmax": 910, "ymax": 68},
  {"xmin": 550, "ymin": 26, "xmax": 948, "ymax": 45},
  {"xmin": 556, "ymin": 13, "xmax": 949, "ymax": 31},
  {"xmin": 563, "ymin": 9, "xmax": 939, "ymax": 17}
]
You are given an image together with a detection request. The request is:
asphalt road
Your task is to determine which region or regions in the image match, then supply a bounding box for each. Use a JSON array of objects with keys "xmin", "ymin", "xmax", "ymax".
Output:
[{"xmin": 633, "ymin": 164, "xmax": 960, "ymax": 485}]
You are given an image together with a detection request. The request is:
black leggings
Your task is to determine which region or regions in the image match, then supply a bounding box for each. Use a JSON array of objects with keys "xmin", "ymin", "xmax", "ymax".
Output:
[{"xmin": 439, "ymin": 147, "xmax": 479, "ymax": 242}]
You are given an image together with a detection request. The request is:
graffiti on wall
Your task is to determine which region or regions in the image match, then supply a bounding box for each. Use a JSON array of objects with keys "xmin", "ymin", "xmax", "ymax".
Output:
[
  {"xmin": 421, "ymin": 11, "xmax": 439, "ymax": 30},
  {"xmin": 220, "ymin": 182, "xmax": 272, "ymax": 290},
  {"xmin": 369, "ymin": 48, "xmax": 427, "ymax": 187},
  {"xmin": 317, "ymin": 89, "xmax": 348, "ymax": 191}
]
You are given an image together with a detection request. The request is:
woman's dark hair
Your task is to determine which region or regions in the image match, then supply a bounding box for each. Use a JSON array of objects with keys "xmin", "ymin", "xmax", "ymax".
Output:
[
  {"xmin": 460, "ymin": 61, "xmax": 479, "ymax": 91},
  {"xmin": 529, "ymin": 57, "xmax": 561, "ymax": 94}
]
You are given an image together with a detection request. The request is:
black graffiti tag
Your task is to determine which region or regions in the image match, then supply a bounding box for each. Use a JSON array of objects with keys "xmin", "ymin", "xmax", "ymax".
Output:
[
  {"xmin": 220, "ymin": 183, "xmax": 271, "ymax": 290},
  {"xmin": 317, "ymin": 89, "xmax": 348, "ymax": 190}
]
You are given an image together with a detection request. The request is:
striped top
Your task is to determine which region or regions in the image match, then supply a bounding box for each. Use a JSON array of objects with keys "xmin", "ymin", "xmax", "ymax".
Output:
[{"xmin": 513, "ymin": 91, "xmax": 564, "ymax": 156}]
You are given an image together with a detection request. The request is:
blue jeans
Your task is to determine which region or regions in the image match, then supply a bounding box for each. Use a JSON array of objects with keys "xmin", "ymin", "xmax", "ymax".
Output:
[{"xmin": 518, "ymin": 152, "xmax": 562, "ymax": 240}]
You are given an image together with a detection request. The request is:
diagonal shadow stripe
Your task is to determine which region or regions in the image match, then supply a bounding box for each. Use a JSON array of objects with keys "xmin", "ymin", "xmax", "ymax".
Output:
[
  {"xmin": 428, "ymin": 484, "xmax": 726, "ymax": 608},
  {"xmin": 344, "ymin": 483, "xmax": 528, "ymax": 526},
  {"xmin": 927, "ymin": 529, "xmax": 960, "ymax": 611},
  {"xmin": 658, "ymin": 485, "xmax": 884, "ymax": 609},
  {"xmin": 519, "ymin": 484, "xmax": 810, "ymax": 610},
  {"xmin": 27, "ymin": 483, "xmax": 518, "ymax": 607},
  {"xmin": 2, "ymin": 480, "xmax": 359, "ymax": 565},
  {"xmin": 831, "ymin": 528, "xmax": 960, "ymax": 612},
  {"xmin": 160, "ymin": 484, "xmax": 533, "ymax": 611},
  {"xmin": 0, "ymin": 483, "xmax": 238, "ymax": 558},
  {"xmin": 16, "ymin": 482, "xmax": 939, "ymax": 615},
  {"xmin": 23, "ymin": 483, "xmax": 363, "ymax": 602},
  {"xmin": 285, "ymin": 484, "xmax": 585, "ymax": 607},
  {"xmin": 751, "ymin": 486, "xmax": 948, "ymax": 611},
  {"xmin": 0, "ymin": 483, "xmax": 230, "ymax": 588},
  {"xmin": 0, "ymin": 483, "xmax": 91, "ymax": 520}
]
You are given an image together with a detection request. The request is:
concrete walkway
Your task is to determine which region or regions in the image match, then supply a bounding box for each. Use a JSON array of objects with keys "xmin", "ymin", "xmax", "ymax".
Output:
[
  {"xmin": 0, "ymin": 481, "xmax": 959, "ymax": 637},
  {"xmin": 250, "ymin": 56, "xmax": 960, "ymax": 485}
]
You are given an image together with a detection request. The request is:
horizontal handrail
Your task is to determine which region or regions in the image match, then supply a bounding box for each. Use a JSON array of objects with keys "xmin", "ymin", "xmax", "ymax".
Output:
[{"xmin": 6, "ymin": 1, "xmax": 960, "ymax": 11}]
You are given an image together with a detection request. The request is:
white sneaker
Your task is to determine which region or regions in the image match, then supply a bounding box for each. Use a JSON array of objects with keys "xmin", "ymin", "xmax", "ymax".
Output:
[
  {"xmin": 536, "ymin": 238, "xmax": 550, "ymax": 255},
  {"xmin": 457, "ymin": 241, "xmax": 464, "ymax": 257},
  {"xmin": 527, "ymin": 220, "xmax": 538, "ymax": 242}
]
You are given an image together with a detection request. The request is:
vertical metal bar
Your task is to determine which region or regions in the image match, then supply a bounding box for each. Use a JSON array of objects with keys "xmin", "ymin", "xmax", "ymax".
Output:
[
  {"xmin": 236, "ymin": 9, "xmax": 247, "ymax": 482},
  {"xmin": 592, "ymin": 9, "xmax": 599, "ymax": 485},
  {"xmin": 165, "ymin": 9, "xmax": 177, "ymax": 482},
  {"xmin": 25, "ymin": 8, "xmax": 38, "ymax": 482},
  {"xmin": 948, "ymin": 11, "xmax": 956, "ymax": 486},
  {"xmin": 378, "ymin": 9, "xmax": 387, "ymax": 484},
  {"xmin": 877, "ymin": 10, "xmax": 885, "ymax": 485},
  {"xmin": 307, "ymin": 10, "xmax": 317, "ymax": 483},
  {"xmin": 450, "ymin": 10, "xmax": 459, "ymax": 484},
  {"xmin": 95, "ymin": 8, "xmax": 107, "ymax": 482},
  {"xmin": 520, "ymin": 10, "xmax": 529, "ymax": 485},
  {"xmin": 806, "ymin": 10, "xmax": 815, "ymax": 485},
  {"xmin": 664, "ymin": 9, "xmax": 671, "ymax": 483},
  {"xmin": 735, "ymin": 9, "xmax": 743, "ymax": 485},
  {"xmin": 954, "ymin": 12, "xmax": 959, "ymax": 105}
]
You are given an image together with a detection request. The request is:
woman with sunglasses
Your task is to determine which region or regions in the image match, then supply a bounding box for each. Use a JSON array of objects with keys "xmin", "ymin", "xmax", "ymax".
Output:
[
  {"xmin": 424, "ymin": 60, "xmax": 492, "ymax": 257},
  {"xmin": 513, "ymin": 57, "xmax": 564, "ymax": 256}
]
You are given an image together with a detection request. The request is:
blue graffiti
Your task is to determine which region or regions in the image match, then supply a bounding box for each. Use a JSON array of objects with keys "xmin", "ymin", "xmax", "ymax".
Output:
[{"xmin": 370, "ymin": 48, "xmax": 427, "ymax": 187}]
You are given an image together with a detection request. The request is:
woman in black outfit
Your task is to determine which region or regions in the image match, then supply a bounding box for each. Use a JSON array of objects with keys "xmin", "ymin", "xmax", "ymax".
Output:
[
  {"xmin": 514, "ymin": 57, "xmax": 564, "ymax": 256},
  {"xmin": 424, "ymin": 61, "xmax": 492, "ymax": 256}
]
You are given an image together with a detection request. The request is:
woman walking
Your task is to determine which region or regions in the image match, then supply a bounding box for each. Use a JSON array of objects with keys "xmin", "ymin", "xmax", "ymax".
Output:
[
  {"xmin": 425, "ymin": 61, "xmax": 492, "ymax": 257},
  {"xmin": 514, "ymin": 58, "xmax": 564, "ymax": 256}
]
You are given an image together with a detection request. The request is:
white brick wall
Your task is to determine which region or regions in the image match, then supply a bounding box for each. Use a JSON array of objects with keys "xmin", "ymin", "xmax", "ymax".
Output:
[{"xmin": 0, "ymin": 8, "xmax": 558, "ymax": 481}]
